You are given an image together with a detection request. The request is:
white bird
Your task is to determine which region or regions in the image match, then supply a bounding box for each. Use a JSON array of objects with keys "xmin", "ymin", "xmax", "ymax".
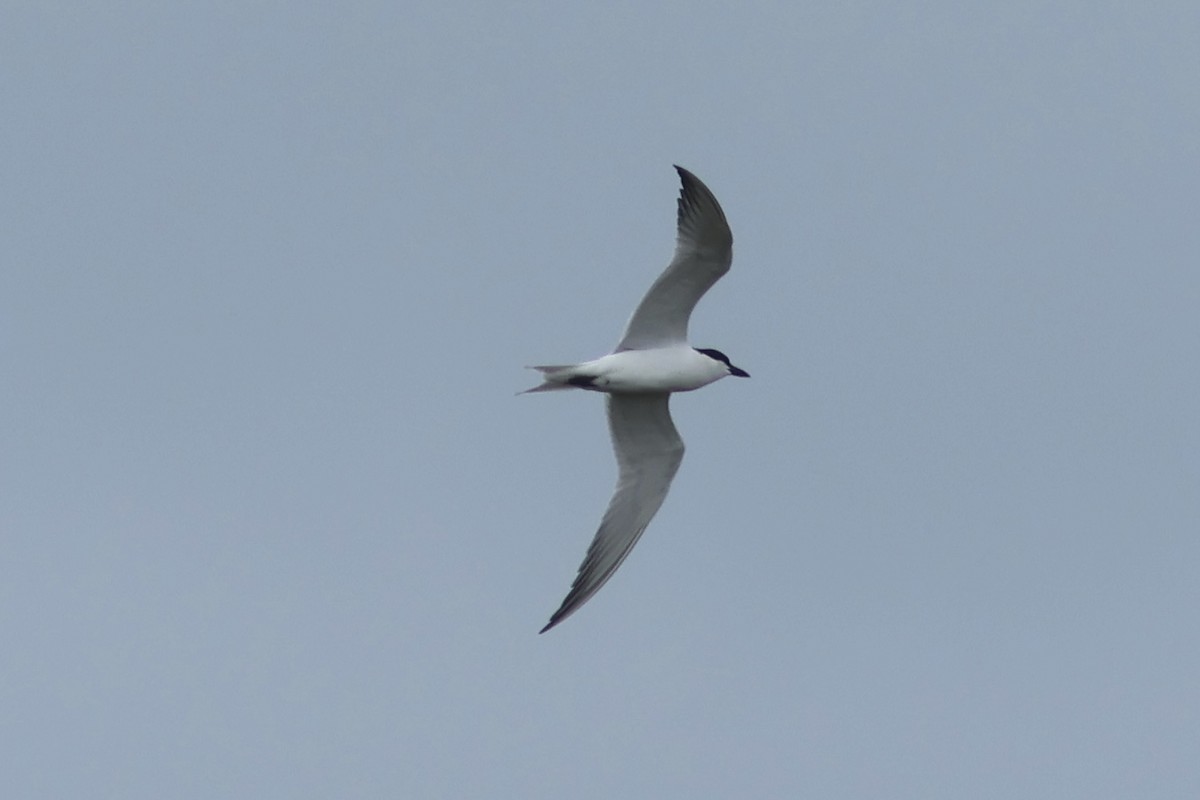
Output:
[{"xmin": 524, "ymin": 166, "xmax": 749, "ymax": 633}]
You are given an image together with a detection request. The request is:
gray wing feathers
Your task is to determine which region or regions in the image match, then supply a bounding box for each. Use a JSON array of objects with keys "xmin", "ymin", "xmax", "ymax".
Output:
[
  {"xmin": 615, "ymin": 166, "xmax": 733, "ymax": 350},
  {"xmin": 540, "ymin": 393, "xmax": 685, "ymax": 632}
]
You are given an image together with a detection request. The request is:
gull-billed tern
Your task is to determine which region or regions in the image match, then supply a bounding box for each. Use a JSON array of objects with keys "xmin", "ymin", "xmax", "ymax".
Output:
[{"xmin": 524, "ymin": 166, "xmax": 749, "ymax": 633}]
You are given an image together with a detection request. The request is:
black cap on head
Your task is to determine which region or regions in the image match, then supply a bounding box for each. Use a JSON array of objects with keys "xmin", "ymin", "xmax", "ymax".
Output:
[{"xmin": 695, "ymin": 348, "xmax": 750, "ymax": 378}]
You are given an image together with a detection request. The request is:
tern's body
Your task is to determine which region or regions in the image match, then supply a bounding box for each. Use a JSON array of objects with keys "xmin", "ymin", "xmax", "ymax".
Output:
[
  {"xmin": 525, "ymin": 166, "xmax": 749, "ymax": 633},
  {"xmin": 532, "ymin": 346, "xmax": 734, "ymax": 394}
]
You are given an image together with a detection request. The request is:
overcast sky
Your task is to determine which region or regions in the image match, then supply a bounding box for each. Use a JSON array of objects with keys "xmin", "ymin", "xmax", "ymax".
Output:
[{"xmin": 3, "ymin": 3, "xmax": 1198, "ymax": 798}]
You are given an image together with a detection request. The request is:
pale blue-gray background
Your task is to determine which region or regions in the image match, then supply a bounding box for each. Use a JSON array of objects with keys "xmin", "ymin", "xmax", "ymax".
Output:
[{"xmin": 3, "ymin": 3, "xmax": 1197, "ymax": 797}]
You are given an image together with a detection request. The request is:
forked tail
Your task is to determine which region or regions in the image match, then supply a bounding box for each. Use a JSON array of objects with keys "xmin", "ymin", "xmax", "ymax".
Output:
[{"xmin": 520, "ymin": 365, "xmax": 580, "ymax": 394}]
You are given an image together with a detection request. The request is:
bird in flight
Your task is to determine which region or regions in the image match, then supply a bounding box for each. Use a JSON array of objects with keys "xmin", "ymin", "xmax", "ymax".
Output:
[{"xmin": 523, "ymin": 166, "xmax": 749, "ymax": 633}]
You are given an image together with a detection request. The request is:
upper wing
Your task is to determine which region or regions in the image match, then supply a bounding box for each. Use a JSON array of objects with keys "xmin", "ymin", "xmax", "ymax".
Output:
[
  {"xmin": 615, "ymin": 166, "xmax": 734, "ymax": 351},
  {"xmin": 540, "ymin": 393, "xmax": 685, "ymax": 633}
]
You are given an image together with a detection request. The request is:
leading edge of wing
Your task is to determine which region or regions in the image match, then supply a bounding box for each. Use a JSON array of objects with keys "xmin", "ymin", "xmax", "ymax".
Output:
[
  {"xmin": 539, "ymin": 393, "xmax": 685, "ymax": 633},
  {"xmin": 615, "ymin": 166, "xmax": 734, "ymax": 352}
]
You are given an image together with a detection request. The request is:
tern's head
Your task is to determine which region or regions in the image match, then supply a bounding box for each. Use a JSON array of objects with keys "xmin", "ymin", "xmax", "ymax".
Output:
[{"xmin": 695, "ymin": 348, "xmax": 750, "ymax": 378}]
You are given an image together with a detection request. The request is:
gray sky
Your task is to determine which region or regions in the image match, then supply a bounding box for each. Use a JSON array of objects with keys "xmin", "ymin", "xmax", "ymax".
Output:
[{"xmin": 4, "ymin": 2, "xmax": 1198, "ymax": 798}]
